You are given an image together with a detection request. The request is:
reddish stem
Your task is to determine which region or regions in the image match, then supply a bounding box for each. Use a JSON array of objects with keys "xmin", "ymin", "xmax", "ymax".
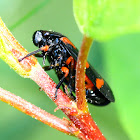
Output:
[
  {"xmin": 0, "ymin": 87, "xmax": 80, "ymax": 136},
  {"xmin": 0, "ymin": 18, "xmax": 106, "ymax": 140},
  {"xmin": 68, "ymin": 114, "xmax": 106, "ymax": 140},
  {"xmin": 76, "ymin": 35, "xmax": 93, "ymax": 112},
  {"xmin": 29, "ymin": 58, "xmax": 106, "ymax": 140}
]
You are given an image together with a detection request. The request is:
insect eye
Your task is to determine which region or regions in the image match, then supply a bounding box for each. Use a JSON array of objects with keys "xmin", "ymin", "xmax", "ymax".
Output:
[{"xmin": 33, "ymin": 31, "xmax": 43, "ymax": 46}]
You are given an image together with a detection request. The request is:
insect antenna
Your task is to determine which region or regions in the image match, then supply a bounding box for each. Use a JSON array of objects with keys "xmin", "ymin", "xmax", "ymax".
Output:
[{"xmin": 18, "ymin": 48, "xmax": 42, "ymax": 62}]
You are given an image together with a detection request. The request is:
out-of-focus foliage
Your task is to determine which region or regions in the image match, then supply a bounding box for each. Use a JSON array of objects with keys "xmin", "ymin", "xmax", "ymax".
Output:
[
  {"xmin": 73, "ymin": 0, "xmax": 140, "ymax": 41},
  {"xmin": 0, "ymin": 0, "xmax": 140, "ymax": 140},
  {"xmin": 74, "ymin": 0, "xmax": 140, "ymax": 139}
]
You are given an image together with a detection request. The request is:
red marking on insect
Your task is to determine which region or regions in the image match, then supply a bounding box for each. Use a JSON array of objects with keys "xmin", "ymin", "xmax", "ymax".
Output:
[
  {"xmin": 96, "ymin": 78, "xmax": 104, "ymax": 89},
  {"xmin": 86, "ymin": 62, "xmax": 89, "ymax": 68},
  {"xmin": 18, "ymin": 30, "xmax": 115, "ymax": 105},
  {"xmin": 41, "ymin": 45, "xmax": 49, "ymax": 52},
  {"xmin": 60, "ymin": 37, "xmax": 76, "ymax": 49}
]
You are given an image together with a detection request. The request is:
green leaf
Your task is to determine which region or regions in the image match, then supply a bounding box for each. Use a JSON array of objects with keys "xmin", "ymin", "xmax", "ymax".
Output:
[
  {"xmin": 73, "ymin": 0, "xmax": 140, "ymax": 41},
  {"xmin": 104, "ymin": 33, "xmax": 140, "ymax": 140}
]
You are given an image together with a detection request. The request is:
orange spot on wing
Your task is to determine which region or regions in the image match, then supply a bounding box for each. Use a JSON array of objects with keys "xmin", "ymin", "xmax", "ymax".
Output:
[
  {"xmin": 86, "ymin": 62, "xmax": 89, "ymax": 68},
  {"xmin": 96, "ymin": 78, "xmax": 104, "ymax": 89},
  {"xmin": 60, "ymin": 37, "xmax": 76, "ymax": 49},
  {"xmin": 85, "ymin": 75, "xmax": 94, "ymax": 89}
]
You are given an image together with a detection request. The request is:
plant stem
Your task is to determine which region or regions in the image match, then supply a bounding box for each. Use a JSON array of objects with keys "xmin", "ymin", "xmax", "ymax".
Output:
[
  {"xmin": 0, "ymin": 18, "xmax": 106, "ymax": 140},
  {"xmin": 76, "ymin": 35, "xmax": 93, "ymax": 112},
  {"xmin": 0, "ymin": 87, "xmax": 80, "ymax": 136}
]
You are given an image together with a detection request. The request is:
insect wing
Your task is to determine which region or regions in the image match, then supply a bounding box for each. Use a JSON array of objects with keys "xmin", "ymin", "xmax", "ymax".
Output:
[
  {"xmin": 86, "ymin": 66, "xmax": 115, "ymax": 102},
  {"xmin": 63, "ymin": 42, "xmax": 115, "ymax": 102}
]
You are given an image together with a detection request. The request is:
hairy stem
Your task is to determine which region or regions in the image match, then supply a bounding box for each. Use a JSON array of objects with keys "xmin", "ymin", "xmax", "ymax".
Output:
[
  {"xmin": 76, "ymin": 35, "xmax": 93, "ymax": 112},
  {"xmin": 0, "ymin": 87, "xmax": 80, "ymax": 136},
  {"xmin": 0, "ymin": 17, "xmax": 106, "ymax": 140}
]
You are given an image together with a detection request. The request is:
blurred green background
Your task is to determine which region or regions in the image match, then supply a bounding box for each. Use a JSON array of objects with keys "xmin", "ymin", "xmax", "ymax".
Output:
[{"xmin": 0, "ymin": 0, "xmax": 140, "ymax": 140}]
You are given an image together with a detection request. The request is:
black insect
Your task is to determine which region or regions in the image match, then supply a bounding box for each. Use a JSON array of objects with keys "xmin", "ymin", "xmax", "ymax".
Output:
[{"xmin": 19, "ymin": 30, "xmax": 115, "ymax": 106}]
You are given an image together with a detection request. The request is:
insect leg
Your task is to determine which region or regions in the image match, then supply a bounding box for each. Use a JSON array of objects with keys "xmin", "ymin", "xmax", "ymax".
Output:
[
  {"xmin": 43, "ymin": 65, "xmax": 54, "ymax": 71},
  {"xmin": 34, "ymin": 53, "xmax": 46, "ymax": 65},
  {"xmin": 55, "ymin": 67, "xmax": 69, "ymax": 99},
  {"xmin": 66, "ymin": 56, "xmax": 76, "ymax": 100},
  {"xmin": 62, "ymin": 84, "xmax": 66, "ymax": 93},
  {"xmin": 65, "ymin": 56, "xmax": 74, "ymax": 91},
  {"xmin": 34, "ymin": 53, "xmax": 44, "ymax": 57}
]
